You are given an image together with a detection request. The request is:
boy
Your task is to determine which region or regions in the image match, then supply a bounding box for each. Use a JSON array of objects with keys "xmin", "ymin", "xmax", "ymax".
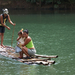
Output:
[
  {"xmin": 16, "ymin": 29, "xmax": 25, "ymax": 58},
  {"xmin": 0, "ymin": 8, "xmax": 15, "ymax": 47}
]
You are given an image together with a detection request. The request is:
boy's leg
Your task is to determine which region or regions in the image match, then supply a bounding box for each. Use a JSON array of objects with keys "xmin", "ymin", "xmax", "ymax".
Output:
[
  {"xmin": 0, "ymin": 26, "xmax": 5, "ymax": 47},
  {"xmin": 0, "ymin": 33, "xmax": 1, "ymax": 45},
  {"xmin": 21, "ymin": 51, "xmax": 23, "ymax": 57},
  {"xmin": 19, "ymin": 51, "xmax": 23, "ymax": 57},
  {"xmin": 1, "ymin": 33, "xmax": 4, "ymax": 47},
  {"xmin": 19, "ymin": 51, "xmax": 23, "ymax": 58}
]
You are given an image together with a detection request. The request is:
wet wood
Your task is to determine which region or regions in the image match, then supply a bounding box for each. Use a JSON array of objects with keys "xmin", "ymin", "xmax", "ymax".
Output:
[
  {"xmin": 17, "ymin": 58, "xmax": 49, "ymax": 62},
  {"xmin": 0, "ymin": 46, "xmax": 58, "ymax": 65},
  {"xmin": 35, "ymin": 54, "xmax": 58, "ymax": 58}
]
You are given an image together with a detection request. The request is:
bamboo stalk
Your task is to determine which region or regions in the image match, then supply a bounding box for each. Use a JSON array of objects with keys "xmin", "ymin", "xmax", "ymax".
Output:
[
  {"xmin": 35, "ymin": 54, "xmax": 58, "ymax": 58},
  {"xmin": 18, "ymin": 58, "xmax": 49, "ymax": 62},
  {"xmin": 11, "ymin": 26, "xmax": 15, "ymax": 46}
]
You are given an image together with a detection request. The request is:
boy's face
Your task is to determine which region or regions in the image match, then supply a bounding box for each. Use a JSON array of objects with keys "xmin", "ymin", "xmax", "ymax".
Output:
[
  {"xmin": 18, "ymin": 34, "xmax": 22, "ymax": 37},
  {"xmin": 4, "ymin": 14, "xmax": 8, "ymax": 17}
]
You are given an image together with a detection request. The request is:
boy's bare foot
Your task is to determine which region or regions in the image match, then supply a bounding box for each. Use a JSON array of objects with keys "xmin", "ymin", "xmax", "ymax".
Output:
[
  {"xmin": 0, "ymin": 45, "xmax": 1, "ymax": 48},
  {"xmin": 18, "ymin": 56, "xmax": 23, "ymax": 59},
  {"xmin": 1, "ymin": 44, "xmax": 5, "ymax": 48}
]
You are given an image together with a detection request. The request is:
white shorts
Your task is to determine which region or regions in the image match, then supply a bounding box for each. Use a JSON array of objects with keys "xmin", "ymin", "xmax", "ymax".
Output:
[{"xmin": 15, "ymin": 46, "xmax": 22, "ymax": 53}]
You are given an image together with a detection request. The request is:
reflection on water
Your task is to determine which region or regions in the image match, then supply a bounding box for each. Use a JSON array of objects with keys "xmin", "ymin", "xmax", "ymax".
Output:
[{"xmin": 0, "ymin": 55, "xmax": 56, "ymax": 75}]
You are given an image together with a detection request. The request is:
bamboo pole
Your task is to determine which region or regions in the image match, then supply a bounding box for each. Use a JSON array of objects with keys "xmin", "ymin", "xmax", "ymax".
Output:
[
  {"xmin": 11, "ymin": 26, "xmax": 15, "ymax": 46},
  {"xmin": 35, "ymin": 54, "xmax": 58, "ymax": 58}
]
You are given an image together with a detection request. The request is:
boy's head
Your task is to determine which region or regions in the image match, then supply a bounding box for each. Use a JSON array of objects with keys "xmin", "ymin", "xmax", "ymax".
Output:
[{"xmin": 18, "ymin": 32, "xmax": 22, "ymax": 37}]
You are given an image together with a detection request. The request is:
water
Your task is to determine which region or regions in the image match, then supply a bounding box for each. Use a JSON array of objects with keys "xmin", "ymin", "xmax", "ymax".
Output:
[{"xmin": 0, "ymin": 12, "xmax": 75, "ymax": 75}]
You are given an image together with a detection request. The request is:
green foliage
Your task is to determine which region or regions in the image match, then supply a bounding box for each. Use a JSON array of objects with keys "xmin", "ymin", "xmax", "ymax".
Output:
[
  {"xmin": 26, "ymin": 0, "xmax": 31, "ymax": 2},
  {"xmin": 1, "ymin": 0, "xmax": 75, "ymax": 5},
  {"xmin": 57, "ymin": 1, "xmax": 61, "ymax": 4},
  {"xmin": 31, "ymin": 0, "xmax": 36, "ymax": 3},
  {"xmin": 45, "ymin": 0, "xmax": 53, "ymax": 4},
  {"xmin": 17, "ymin": 0, "xmax": 75, "ymax": 4},
  {"xmin": 69, "ymin": 0, "xmax": 75, "ymax": 3}
]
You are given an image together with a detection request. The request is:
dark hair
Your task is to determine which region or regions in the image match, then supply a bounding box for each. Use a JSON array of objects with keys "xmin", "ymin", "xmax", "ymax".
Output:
[
  {"xmin": 23, "ymin": 29, "xmax": 29, "ymax": 34},
  {"xmin": 18, "ymin": 32, "xmax": 22, "ymax": 35}
]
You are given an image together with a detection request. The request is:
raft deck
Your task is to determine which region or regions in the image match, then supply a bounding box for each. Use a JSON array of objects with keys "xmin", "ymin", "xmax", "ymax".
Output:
[{"xmin": 0, "ymin": 46, "xmax": 58, "ymax": 65}]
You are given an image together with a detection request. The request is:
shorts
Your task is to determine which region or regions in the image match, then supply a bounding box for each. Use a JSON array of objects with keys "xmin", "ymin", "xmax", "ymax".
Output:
[
  {"xmin": 15, "ymin": 46, "xmax": 22, "ymax": 53},
  {"xmin": 0, "ymin": 26, "xmax": 5, "ymax": 33},
  {"xmin": 28, "ymin": 48, "xmax": 36, "ymax": 56}
]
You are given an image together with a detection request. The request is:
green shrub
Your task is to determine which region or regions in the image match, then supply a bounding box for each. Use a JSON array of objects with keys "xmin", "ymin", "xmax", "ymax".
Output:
[{"xmin": 26, "ymin": 0, "xmax": 31, "ymax": 2}]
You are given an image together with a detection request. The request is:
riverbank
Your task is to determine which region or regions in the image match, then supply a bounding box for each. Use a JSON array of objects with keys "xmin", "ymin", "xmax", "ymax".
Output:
[{"xmin": 0, "ymin": 0, "xmax": 75, "ymax": 11}]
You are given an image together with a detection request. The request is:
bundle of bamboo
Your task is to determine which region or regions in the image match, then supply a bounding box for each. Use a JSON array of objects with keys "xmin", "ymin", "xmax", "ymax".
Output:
[{"xmin": 0, "ymin": 46, "xmax": 58, "ymax": 65}]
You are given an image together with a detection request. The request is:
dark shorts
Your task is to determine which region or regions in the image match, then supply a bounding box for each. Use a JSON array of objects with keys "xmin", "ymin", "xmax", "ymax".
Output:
[{"xmin": 0, "ymin": 26, "xmax": 5, "ymax": 33}]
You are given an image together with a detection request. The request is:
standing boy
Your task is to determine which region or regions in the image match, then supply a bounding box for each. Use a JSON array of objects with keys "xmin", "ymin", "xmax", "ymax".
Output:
[{"xmin": 0, "ymin": 8, "xmax": 15, "ymax": 47}]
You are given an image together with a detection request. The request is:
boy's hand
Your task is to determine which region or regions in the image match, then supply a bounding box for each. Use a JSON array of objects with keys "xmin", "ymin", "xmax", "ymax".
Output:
[
  {"xmin": 13, "ymin": 23, "xmax": 16, "ymax": 26},
  {"xmin": 17, "ymin": 43, "xmax": 22, "ymax": 49},
  {"xmin": 7, "ymin": 26, "xmax": 10, "ymax": 30}
]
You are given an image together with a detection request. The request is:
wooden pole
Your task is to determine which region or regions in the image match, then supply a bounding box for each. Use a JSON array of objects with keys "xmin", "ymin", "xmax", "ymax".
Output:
[
  {"xmin": 35, "ymin": 54, "xmax": 58, "ymax": 58},
  {"xmin": 11, "ymin": 26, "xmax": 15, "ymax": 46}
]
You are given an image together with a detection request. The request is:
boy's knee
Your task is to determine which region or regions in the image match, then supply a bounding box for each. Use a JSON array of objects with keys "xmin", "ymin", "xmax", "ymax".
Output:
[
  {"xmin": 0, "ymin": 33, "xmax": 4, "ymax": 36},
  {"xmin": 22, "ymin": 47, "xmax": 27, "ymax": 50},
  {"xmin": 22, "ymin": 47, "xmax": 26, "ymax": 50},
  {"xmin": 1, "ymin": 33, "xmax": 4, "ymax": 36},
  {"xmin": 22, "ymin": 47, "xmax": 24, "ymax": 50}
]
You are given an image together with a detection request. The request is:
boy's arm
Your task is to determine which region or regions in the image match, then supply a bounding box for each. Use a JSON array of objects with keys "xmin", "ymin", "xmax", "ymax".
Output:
[
  {"xmin": 1, "ymin": 15, "xmax": 10, "ymax": 30},
  {"xmin": 8, "ymin": 15, "xmax": 16, "ymax": 26},
  {"xmin": 17, "ymin": 36, "xmax": 21, "ymax": 41}
]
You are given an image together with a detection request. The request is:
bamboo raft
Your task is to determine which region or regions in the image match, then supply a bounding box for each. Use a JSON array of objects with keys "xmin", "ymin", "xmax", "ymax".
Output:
[{"xmin": 0, "ymin": 46, "xmax": 58, "ymax": 65}]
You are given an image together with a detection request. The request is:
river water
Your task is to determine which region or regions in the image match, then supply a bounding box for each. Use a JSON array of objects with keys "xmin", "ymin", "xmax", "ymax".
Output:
[{"xmin": 0, "ymin": 10, "xmax": 75, "ymax": 75}]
